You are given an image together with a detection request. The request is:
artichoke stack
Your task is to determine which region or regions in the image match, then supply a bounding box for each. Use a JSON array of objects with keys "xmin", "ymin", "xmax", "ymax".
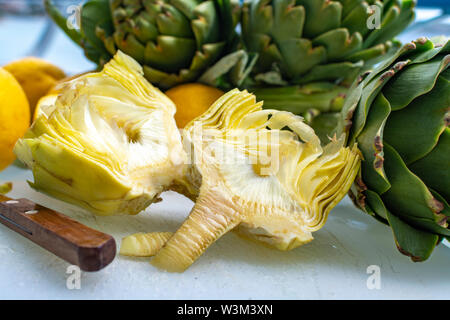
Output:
[
  {"xmin": 340, "ymin": 38, "xmax": 449, "ymax": 261},
  {"xmin": 242, "ymin": 0, "xmax": 416, "ymax": 134},
  {"xmin": 45, "ymin": 0, "xmax": 240, "ymax": 89}
]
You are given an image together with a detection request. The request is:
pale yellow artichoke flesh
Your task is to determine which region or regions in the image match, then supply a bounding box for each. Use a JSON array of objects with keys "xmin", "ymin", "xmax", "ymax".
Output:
[
  {"xmin": 14, "ymin": 51, "xmax": 186, "ymax": 216},
  {"xmin": 151, "ymin": 89, "xmax": 361, "ymax": 272},
  {"xmin": 0, "ymin": 182, "xmax": 12, "ymax": 195},
  {"xmin": 120, "ymin": 232, "xmax": 173, "ymax": 257}
]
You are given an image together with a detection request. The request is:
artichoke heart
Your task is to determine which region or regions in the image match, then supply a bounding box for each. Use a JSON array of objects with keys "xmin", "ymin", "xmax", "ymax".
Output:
[
  {"xmin": 151, "ymin": 89, "xmax": 361, "ymax": 272},
  {"xmin": 14, "ymin": 51, "xmax": 186, "ymax": 216}
]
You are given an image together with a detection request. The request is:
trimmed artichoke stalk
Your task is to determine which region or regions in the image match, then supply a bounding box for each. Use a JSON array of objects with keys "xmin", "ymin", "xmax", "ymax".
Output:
[
  {"xmin": 120, "ymin": 232, "xmax": 173, "ymax": 257},
  {"xmin": 241, "ymin": 0, "xmax": 417, "ymax": 130},
  {"xmin": 339, "ymin": 37, "xmax": 450, "ymax": 261},
  {"xmin": 151, "ymin": 89, "xmax": 361, "ymax": 272},
  {"xmin": 14, "ymin": 51, "xmax": 187, "ymax": 216},
  {"xmin": 44, "ymin": 0, "xmax": 245, "ymax": 89}
]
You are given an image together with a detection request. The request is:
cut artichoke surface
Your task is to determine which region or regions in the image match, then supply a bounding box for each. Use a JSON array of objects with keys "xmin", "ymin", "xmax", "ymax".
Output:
[
  {"xmin": 44, "ymin": 0, "xmax": 242, "ymax": 89},
  {"xmin": 14, "ymin": 51, "xmax": 186, "ymax": 216},
  {"xmin": 151, "ymin": 89, "xmax": 361, "ymax": 272}
]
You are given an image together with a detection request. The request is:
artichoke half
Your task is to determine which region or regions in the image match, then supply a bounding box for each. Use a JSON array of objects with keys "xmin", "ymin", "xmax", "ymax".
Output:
[
  {"xmin": 44, "ymin": 0, "xmax": 243, "ymax": 89},
  {"xmin": 340, "ymin": 38, "xmax": 450, "ymax": 261},
  {"xmin": 14, "ymin": 51, "xmax": 186, "ymax": 216},
  {"xmin": 148, "ymin": 89, "xmax": 361, "ymax": 272},
  {"xmin": 242, "ymin": 0, "xmax": 416, "ymax": 133}
]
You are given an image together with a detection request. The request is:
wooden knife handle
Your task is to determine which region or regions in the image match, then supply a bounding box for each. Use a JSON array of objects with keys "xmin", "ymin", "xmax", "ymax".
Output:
[{"xmin": 0, "ymin": 195, "xmax": 116, "ymax": 272}]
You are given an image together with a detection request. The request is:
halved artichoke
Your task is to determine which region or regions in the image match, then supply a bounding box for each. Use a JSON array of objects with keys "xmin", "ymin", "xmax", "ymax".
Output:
[
  {"xmin": 120, "ymin": 232, "xmax": 174, "ymax": 257},
  {"xmin": 150, "ymin": 89, "xmax": 361, "ymax": 272},
  {"xmin": 14, "ymin": 51, "xmax": 186, "ymax": 216}
]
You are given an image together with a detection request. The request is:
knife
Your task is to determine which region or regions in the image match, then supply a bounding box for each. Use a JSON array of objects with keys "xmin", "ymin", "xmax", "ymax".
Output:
[{"xmin": 0, "ymin": 194, "xmax": 116, "ymax": 272}]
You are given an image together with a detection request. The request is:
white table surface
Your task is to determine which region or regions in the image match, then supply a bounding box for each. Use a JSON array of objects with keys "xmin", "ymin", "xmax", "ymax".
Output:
[
  {"xmin": 0, "ymin": 165, "xmax": 449, "ymax": 300},
  {"xmin": 0, "ymin": 7, "xmax": 449, "ymax": 300}
]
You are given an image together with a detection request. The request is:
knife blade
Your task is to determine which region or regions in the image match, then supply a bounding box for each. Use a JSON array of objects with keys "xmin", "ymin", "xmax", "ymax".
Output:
[{"xmin": 0, "ymin": 194, "xmax": 116, "ymax": 272}]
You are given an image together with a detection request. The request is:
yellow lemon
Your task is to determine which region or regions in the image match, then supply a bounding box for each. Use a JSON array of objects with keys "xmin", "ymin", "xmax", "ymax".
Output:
[
  {"xmin": 0, "ymin": 67, "xmax": 30, "ymax": 171},
  {"xmin": 166, "ymin": 83, "xmax": 224, "ymax": 128},
  {"xmin": 4, "ymin": 57, "xmax": 65, "ymax": 122}
]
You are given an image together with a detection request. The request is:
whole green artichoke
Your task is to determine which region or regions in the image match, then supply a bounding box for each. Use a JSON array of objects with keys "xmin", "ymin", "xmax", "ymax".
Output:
[
  {"xmin": 340, "ymin": 37, "xmax": 449, "ymax": 261},
  {"xmin": 241, "ymin": 0, "xmax": 416, "ymax": 127},
  {"xmin": 45, "ymin": 0, "xmax": 241, "ymax": 89}
]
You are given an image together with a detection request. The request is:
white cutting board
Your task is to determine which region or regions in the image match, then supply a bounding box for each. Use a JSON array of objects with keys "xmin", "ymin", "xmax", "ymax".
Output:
[{"xmin": 0, "ymin": 165, "xmax": 449, "ymax": 299}]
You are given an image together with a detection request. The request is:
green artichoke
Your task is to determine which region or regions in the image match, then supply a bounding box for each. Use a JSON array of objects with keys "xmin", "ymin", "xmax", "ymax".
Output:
[
  {"xmin": 0, "ymin": 182, "xmax": 12, "ymax": 195},
  {"xmin": 241, "ymin": 0, "xmax": 416, "ymax": 126},
  {"xmin": 340, "ymin": 37, "xmax": 449, "ymax": 261},
  {"xmin": 45, "ymin": 0, "xmax": 242, "ymax": 89}
]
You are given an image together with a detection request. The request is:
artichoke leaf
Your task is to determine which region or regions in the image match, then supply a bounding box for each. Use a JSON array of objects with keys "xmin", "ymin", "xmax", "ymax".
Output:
[
  {"xmin": 386, "ymin": 210, "xmax": 439, "ymax": 262},
  {"xmin": 383, "ymin": 74, "xmax": 450, "ymax": 164},
  {"xmin": 383, "ymin": 55, "xmax": 450, "ymax": 110},
  {"xmin": 381, "ymin": 144, "xmax": 450, "ymax": 237},
  {"xmin": 409, "ymin": 129, "xmax": 450, "ymax": 202}
]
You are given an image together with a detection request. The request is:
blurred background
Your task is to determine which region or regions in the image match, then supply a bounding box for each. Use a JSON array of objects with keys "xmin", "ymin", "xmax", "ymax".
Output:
[{"xmin": 0, "ymin": 0, "xmax": 449, "ymax": 75}]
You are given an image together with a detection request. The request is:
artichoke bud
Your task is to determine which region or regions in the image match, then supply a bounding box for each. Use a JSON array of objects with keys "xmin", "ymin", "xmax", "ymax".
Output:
[
  {"xmin": 151, "ymin": 89, "xmax": 361, "ymax": 272},
  {"xmin": 241, "ymin": 0, "xmax": 416, "ymax": 122},
  {"xmin": 342, "ymin": 37, "xmax": 450, "ymax": 261},
  {"xmin": 14, "ymin": 51, "xmax": 186, "ymax": 216}
]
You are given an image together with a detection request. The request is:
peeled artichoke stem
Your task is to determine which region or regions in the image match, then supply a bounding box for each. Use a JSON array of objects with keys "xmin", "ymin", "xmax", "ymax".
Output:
[
  {"xmin": 120, "ymin": 232, "xmax": 173, "ymax": 257},
  {"xmin": 151, "ymin": 184, "xmax": 240, "ymax": 272}
]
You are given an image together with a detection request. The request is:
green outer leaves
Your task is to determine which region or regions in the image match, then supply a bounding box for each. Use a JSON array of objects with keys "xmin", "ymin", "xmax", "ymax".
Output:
[
  {"xmin": 241, "ymin": 0, "xmax": 415, "ymax": 130},
  {"xmin": 45, "ymin": 0, "xmax": 238, "ymax": 89},
  {"xmin": 242, "ymin": 0, "xmax": 416, "ymax": 83},
  {"xmin": 342, "ymin": 38, "xmax": 450, "ymax": 261}
]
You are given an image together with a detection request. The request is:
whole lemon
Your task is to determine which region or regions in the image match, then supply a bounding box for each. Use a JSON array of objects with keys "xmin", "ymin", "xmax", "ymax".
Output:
[
  {"xmin": 0, "ymin": 67, "xmax": 30, "ymax": 171},
  {"xmin": 166, "ymin": 83, "xmax": 224, "ymax": 128},
  {"xmin": 4, "ymin": 57, "xmax": 65, "ymax": 122}
]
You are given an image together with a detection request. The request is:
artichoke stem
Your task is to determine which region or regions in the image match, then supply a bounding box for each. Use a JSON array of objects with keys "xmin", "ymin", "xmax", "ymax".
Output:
[
  {"xmin": 151, "ymin": 185, "xmax": 240, "ymax": 272},
  {"xmin": 120, "ymin": 232, "xmax": 173, "ymax": 257}
]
